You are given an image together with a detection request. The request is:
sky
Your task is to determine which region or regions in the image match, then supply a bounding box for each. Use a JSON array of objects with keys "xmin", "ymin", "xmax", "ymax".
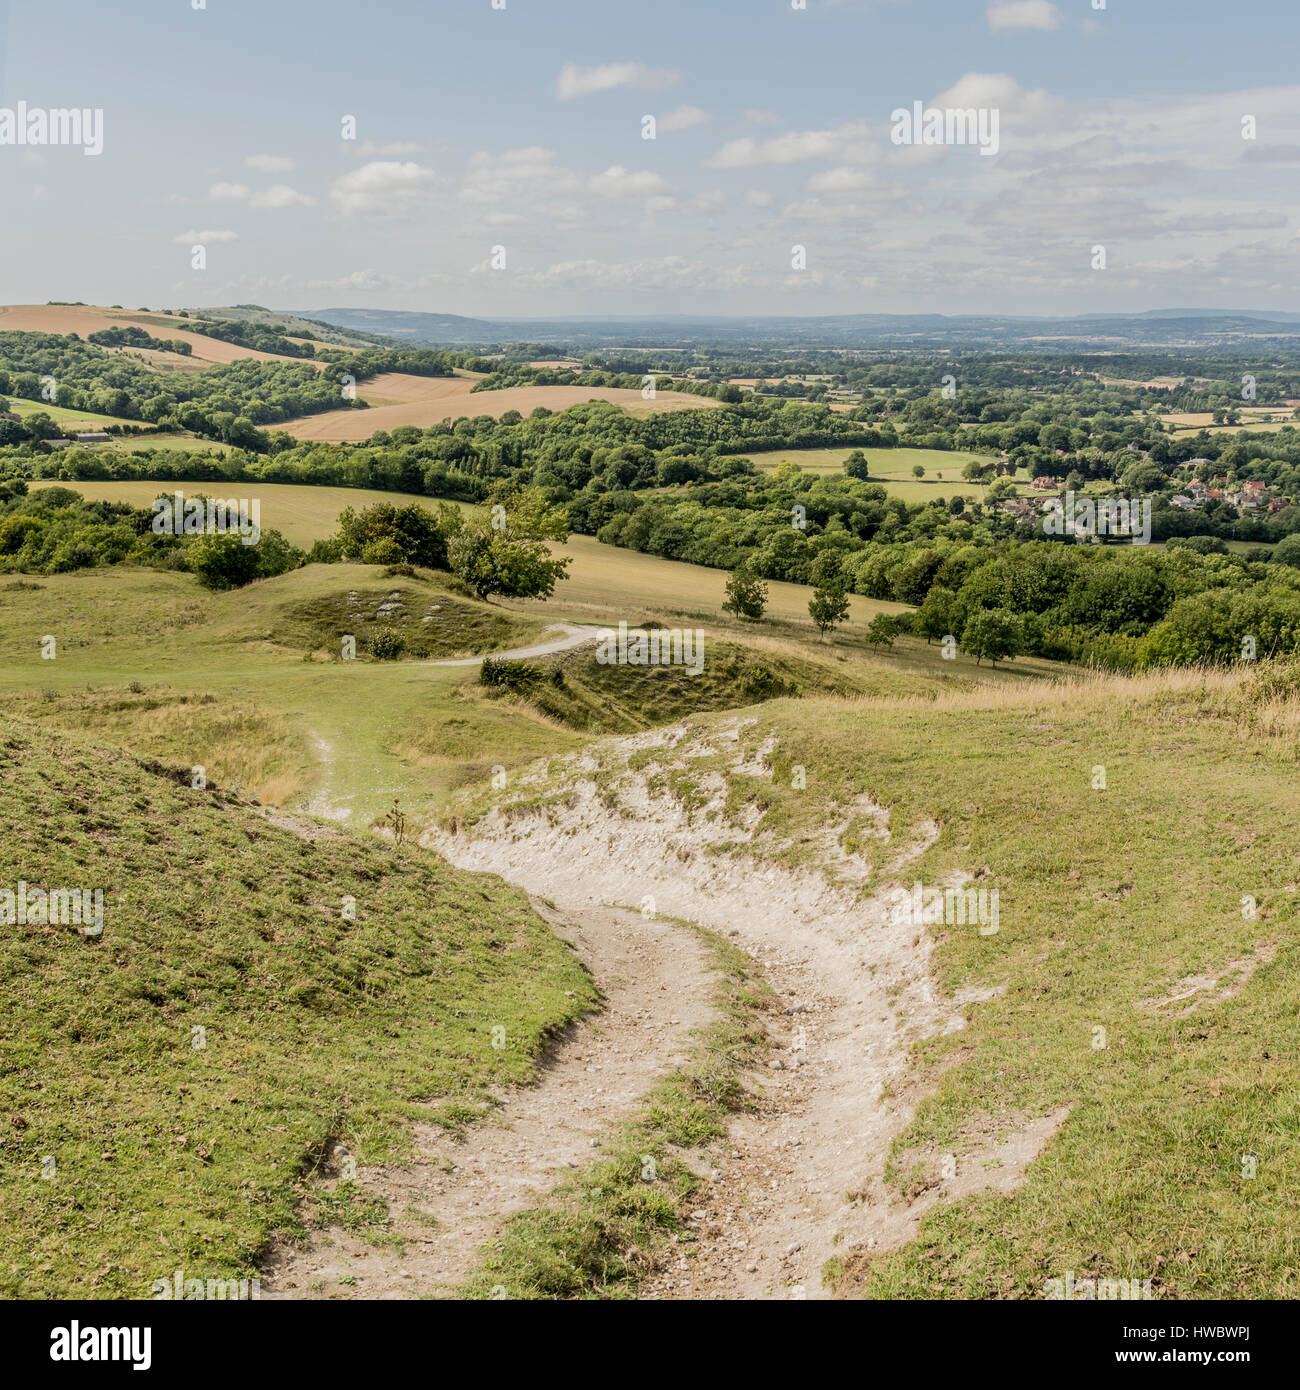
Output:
[{"xmin": 1, "ymin": 0, "xmax": 1298, "ymax": 320}]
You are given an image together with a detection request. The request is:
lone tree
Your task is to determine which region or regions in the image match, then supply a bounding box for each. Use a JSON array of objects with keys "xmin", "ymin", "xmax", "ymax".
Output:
[
  {"xmin": 844, "ymin": 450, "xmax": 869, "ymax": 480},
  {"xmin": 447, "ymin": 483, "xmax": 571, "ymax": 601},
  {"xmin": 962, "ymin": 608, "xmax": 1024, "ymax": 666},
  {"xmin": 912, "ymin": 464, "xmax": 926, "ymax": 479},
  {"xmin": 864, "ymin": 613, "xmax": 900, "ymax": 648},
  {"xmin": 1272, "ymin": 533, "xmax": 1300, "ymax": 568},
  {"xmin": 722, "ymin": 568, "xmax": 768, "ymax": 621},
  {"xmin": 449, "ymin": 530, "xmax": 567, "ymax": 601},
  {"xmin": 809, "ymin": 584, "xmax": 851, "ymax": 641}
]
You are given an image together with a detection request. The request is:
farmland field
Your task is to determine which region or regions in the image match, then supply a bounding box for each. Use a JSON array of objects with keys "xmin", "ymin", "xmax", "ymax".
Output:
[
  {"xmin": 0, "ymin": 303, "xmax": 308, "ymax": 365},
  {"xmin": 280, "ymin": 372, "xmax": 718, "ymax": 440},
  {"xmin": 28, "ymin": 477, "xmax": 911, "ymax": 627},
  {"xmin": 5, "ymin": 395, "xmax": 142, "ymax": 429}
]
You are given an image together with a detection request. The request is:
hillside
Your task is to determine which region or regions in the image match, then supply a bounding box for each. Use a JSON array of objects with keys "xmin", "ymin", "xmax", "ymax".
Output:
[
  {"xmin": 431, "ymin": 662, "xmax": 1300, "ymax": 1298},
  {"xmin": 278, "ymin": 373, "xmax": 717, "ymax": 440},
  {"xmin": 0, "ymin": 718, "xmax": 596, "ymax": 1299},
  {"xmin": 303, "ymin": 306, "xmax": 1300, "ymax": 350},
  {"xmin": 0, "ymin": 305, "xmax": 311, "ymax": 366}
]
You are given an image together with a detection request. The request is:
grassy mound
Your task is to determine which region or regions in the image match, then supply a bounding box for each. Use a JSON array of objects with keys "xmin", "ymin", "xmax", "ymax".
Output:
[
  {"xmin": 482, "ymin": 633, "xmax": 947, "ymax": 735},
  {"xmin": 0, "ymin": 719, "xmax": 594, "ymax": 1299},
  {"xmin": 0, "ymin": 685, "xmax": 314, "ymax": 805},
  {"xmin": 284, "ymin": 572, "xmax": 543, "ymax": 662}
]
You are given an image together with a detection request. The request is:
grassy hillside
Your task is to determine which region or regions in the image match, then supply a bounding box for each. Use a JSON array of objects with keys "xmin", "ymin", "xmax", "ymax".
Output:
[
  {"xmin": 500, "ymin": 633, "xmax": 948, "ymax": 735},
  {"xmin": 443, "ymin": 662, "xmax": 1300, "ymax": 1298},
  {"xmin": 6, "ymin": 396, "xmax": 142, "ymax": 429},
  {"xmin": 0, "ymin": 719, "xmax": 595, "ymax": 1299},
  {"xmin": 27, "ymin": 478, "xmax": 913, "ymax": 628},
  {"xmin": 0, "ymin": 564, "xmax": 548, "ymax": 819}
]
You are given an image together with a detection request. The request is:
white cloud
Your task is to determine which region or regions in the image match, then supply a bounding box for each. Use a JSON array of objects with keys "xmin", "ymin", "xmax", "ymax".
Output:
[
  {"xmin": 357, "ymin": 139, "xmax": 424, "ymax": 156},
  {"xmin": 987, "ymin": 1, "xmax": 1061, "ymax": 32},
  {"xmin": 658, "ymin": 105, "xmax": 709, "ymax": 133},
  {"xmin": 251, "ymin": 184, "xmax": 315, "ymax": 208},
  {"xmin": 307, "ymin": 268, "xmax": 398, "ymax": 292},
  {"xmin": 705, "ymin": 122, "xmax": 878, "ymax": 169},
  {"xmin": 460, "ymin": 147, "xmax": 582, "ymax": 205},
  {"xmin": 512, "ymin": 255, "xmax": 748, "ymax": 293},
  {"xmin": 245, "ymin": 154, "xmax": 295, "ymax": 174},
  {"xmin": 208, "ymin": 180, "xmax": 315, "ymax": 209},
  {"xmin": 586, "ymin": 165, "xmax": 672, "ymax": 199},
  {"xmin": 555, "ymin": 61, "xmax": 681, "ymax": 100},
  {"xmin": 745, "ymin": 190, "xmax": 774, "ymax": 208},
  {"xmin": 806, "ymin": 166, "xmax": 880, "ymax": 193},
  {"xmin": 328, "ymin": 161, "xmax": 437, "ymax": 217},
  {"xmin": 172, "ymin": 228, "xmax": 238, "ymax": 243}
]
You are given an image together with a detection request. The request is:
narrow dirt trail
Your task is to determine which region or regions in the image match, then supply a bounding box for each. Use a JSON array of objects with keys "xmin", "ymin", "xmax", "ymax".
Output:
[
  {"xmin": 261, "ymin": 901, "xmax": 717, "ymax": 1300},
  {"xmin": 416, "ymin": 622, "xmax": 603, "ymax": 667},
  {"xmin": 426, "ymin": 719, "xmax": 1058, "ymax": 1300}
]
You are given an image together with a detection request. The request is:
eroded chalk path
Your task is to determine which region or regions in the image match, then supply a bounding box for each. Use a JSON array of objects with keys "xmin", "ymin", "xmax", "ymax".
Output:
[
  {"xmin": 425, "ymin": 720, "xmax": 1054, "ymax": 1300},
  {"xmin": 261, "ymin": 901, "xmax": 717, "ymax": 1300}
]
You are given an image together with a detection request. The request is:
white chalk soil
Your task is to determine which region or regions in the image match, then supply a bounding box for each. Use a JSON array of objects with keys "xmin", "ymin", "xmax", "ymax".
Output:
[
  {"xmin": 418, "ymin": 622, "xmax": 603, "ymax": 667},
  {"xmin": 426, "ymin": 718, "xmax": 1065, "ymax": 1300},
  {"xmin": 261, "ymin": 900, "xmax": 718, "ymax": 1299}
]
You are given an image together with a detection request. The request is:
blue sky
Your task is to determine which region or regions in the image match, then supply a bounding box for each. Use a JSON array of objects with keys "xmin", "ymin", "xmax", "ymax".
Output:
[{"xmin": 2, "ymin": 0, "xmax": 1298, "ymax": 318}]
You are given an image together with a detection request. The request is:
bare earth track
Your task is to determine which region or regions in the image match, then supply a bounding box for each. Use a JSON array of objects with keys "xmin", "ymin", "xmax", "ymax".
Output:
[
  {"xmin": 426, "ymin": 719, "xmax": 1065, "ymax": 1299},
  {"xmin": 262, "ymin": 901, "xmax": 717, "ymax": 1299},
  {"xmin": 268, "ymin": 717, "xmax": 1065, "ymax": 1300}
]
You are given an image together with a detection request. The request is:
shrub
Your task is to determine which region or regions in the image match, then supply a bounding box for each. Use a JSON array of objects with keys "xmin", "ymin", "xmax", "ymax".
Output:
[
  {"xmin": 361, "ymin": 537, "xmax": 404, "ymax": 566},
  {"xmin": 368, "ymin": 628, "xmax": 406, "ymax": 661},
  {"xmin": 480, "ymin": 657, "xmax": 543, "ymax": 691},
  {"xmin": 722, "ymin": 568, "xmax": 768, "ymax": 621},
  {"xmin": 186, "ymin": 533, "xmax": 260, "ymax": 590}
]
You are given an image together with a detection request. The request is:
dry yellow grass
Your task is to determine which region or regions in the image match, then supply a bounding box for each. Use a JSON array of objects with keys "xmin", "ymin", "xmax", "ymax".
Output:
[
  {"xmin": 281, "ymin": 374, "xmax": 716, "ymax": 440},
  {"xmin": 0, "ymin": 303, "xmax": 305, "ymax": 365}
]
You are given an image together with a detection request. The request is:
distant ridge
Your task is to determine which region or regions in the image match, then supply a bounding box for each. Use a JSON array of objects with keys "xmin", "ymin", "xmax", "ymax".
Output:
[{"xmin": 301, "ymin": 306, "xmax": 1300, "ymax": 350}]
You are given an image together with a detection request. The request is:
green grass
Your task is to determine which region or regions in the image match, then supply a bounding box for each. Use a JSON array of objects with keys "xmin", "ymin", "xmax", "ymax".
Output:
[
  {"xmin": 26, "ymin": 478, "xmax": 908, "ymax": 629},
  {"xmin": 514, "ymin": 633, "xmax": 949, "ymax": 735},
  {"xmin": 750, "ymin": 446, "xmax": 1015, "ymax": 505},
  {"xmin": 0, "ymin": 718, "xmax": 597, "ymax": 1299},
  {"xmin": 6, "ymin": 396, "xmax": 141, "ymax": 429},
  {"xmin": 0, "ymin": 564, "xmax": 552, "ymax": 825},
  {"xmin": 28, "ymin": 480, "xmax": 447, "ymax": 548},
  {"xmin": 105, "ymin": 433, "xmax": 233, "ymax": 454},
  {"xmin": 749, "ymin": 447, "xmax": 1120, "ymax": 506}
]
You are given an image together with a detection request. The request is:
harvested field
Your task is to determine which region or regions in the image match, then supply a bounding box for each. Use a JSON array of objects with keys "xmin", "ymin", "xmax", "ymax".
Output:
[
  {"xmin": 0, "ymin": 303, "xmax": 308, "ymax": 365},
  {"xmin": 280, "ymin": 373, "xmax": 716, "ymax": 440}
]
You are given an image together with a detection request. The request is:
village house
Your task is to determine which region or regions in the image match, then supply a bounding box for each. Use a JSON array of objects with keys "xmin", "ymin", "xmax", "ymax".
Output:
[{"xmin": 1031, "ymin": 475, "xmax": 1062, "ymax": 491}]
